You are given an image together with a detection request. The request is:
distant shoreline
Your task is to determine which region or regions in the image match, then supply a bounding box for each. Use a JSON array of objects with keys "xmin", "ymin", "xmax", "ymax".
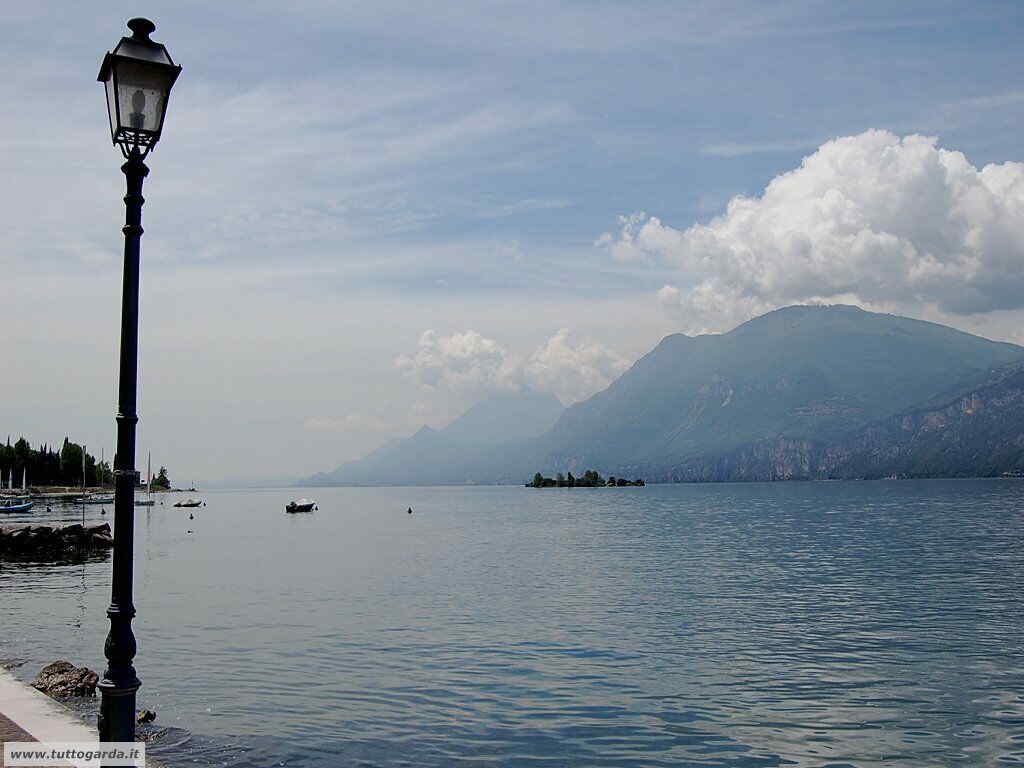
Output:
[
  {"xmin": 298, "ymin": 474, "xmax": 1024, "ymax": 489},
  {"xmin": 1, "ymin": 486, "xmax": 185, "ymax": 500}
]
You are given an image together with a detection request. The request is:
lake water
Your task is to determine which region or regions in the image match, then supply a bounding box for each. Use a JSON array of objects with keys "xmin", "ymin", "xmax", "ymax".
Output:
[{"xmin": 2, "ymin": 480, "xmax": 1023, "ymax": 767}]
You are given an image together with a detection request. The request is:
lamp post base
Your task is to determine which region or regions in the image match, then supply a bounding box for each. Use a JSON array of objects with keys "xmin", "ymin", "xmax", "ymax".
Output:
[{"xmin": 97, "ymin": 674, "xmax": 140, "ymax": 743}]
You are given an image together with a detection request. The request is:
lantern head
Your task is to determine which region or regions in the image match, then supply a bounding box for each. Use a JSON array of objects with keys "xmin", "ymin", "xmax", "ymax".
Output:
[{"xmin": 98, "ymin": 18, "xmax": 181, "ymax": 155}]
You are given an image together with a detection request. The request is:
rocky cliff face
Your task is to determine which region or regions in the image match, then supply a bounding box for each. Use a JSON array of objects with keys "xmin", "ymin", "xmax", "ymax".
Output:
[{"xmin": 642, "ymin": 364, "xmax": 1024, "ymax": 482}]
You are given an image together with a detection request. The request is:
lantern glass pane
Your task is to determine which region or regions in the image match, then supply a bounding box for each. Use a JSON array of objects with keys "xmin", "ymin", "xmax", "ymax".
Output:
[
  {"xmin": 114, "ymin": 59, "xmax": 171, "ymax": 134},
  {"xmin": 104, "ymin": 75, "xmax": 118, "ymax": 140}
]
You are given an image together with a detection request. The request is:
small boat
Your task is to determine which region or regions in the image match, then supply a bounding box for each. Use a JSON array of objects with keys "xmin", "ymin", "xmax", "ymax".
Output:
[
  {"xmin": 135, "ymin": 498, "xmax": 156, "ymax": 507},
  {"xmin": 286, "ymin": 499, "xmax": 317, "ymax": 513},
  {"xmin": 76, "ymin": 495, "xmax": 115, "ymax": 505},
  {"xmin": 174, "ymin": 498, "xmax": 203, "ymax": 508},
  {"xmin": 0, "ymin": 497, "xmax": 33, "ymax": 513}
]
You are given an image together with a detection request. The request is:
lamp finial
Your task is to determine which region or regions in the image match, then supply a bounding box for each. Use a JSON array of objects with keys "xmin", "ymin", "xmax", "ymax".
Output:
[{"xmin": 127, "ymin": 18, "xmax": 156, "ymax": 42}]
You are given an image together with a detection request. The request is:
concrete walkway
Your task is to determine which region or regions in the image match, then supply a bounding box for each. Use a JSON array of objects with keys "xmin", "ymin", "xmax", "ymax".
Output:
[
  {"xmin": 0, "ymin": 670, "xmax": 168, "ymax": 768},
  {"xmin": 0, "ymin": 669, "xmax": 96, "ymax": 767},
  {"xmin": 0, "ymin": 713, "xmax": 35, "ymax": 746}
]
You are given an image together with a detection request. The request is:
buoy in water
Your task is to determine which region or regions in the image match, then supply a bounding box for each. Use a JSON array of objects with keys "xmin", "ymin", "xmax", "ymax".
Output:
[
  {"xmin": 189, "ymin": 513, "xmax": 194, "ymax": 520},
  {"xmin": 407, "ymin": 506, "xmax": 413, "ymax": 514}
]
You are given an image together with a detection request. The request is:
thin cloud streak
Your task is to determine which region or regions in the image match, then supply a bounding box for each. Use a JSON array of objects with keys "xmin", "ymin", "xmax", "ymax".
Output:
[{"xmin": 700, "ymin": 138, "xmax": 823, "ymax": 158}]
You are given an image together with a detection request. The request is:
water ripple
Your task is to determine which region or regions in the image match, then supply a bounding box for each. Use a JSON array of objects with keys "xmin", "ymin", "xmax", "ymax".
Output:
[{"xmin": 3, "ymin": 481, "xmax": 1024, "ymax": 766}]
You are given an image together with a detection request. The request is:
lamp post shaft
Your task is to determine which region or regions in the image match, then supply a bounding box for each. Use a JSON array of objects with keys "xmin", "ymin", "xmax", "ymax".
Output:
[{"xmin": 98, "ymin": 150, "xmax": 148, "ymax": 744}]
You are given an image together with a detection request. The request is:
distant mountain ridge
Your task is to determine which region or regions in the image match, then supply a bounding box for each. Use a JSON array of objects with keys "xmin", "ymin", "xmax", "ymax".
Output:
[
  {"xmin": 305, "ymin": 306, "xmax": 1024, "ymax": 486},
  {"xmin": 539, "ymin": 305, "xmax": 1024, "ymax": 479},
  {"xmin": 307, "ymin": 388, "xmax": 563, "ymax": 486}
]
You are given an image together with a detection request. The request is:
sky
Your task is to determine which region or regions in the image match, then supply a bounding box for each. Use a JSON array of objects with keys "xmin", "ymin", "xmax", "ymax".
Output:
[{"xmin": 3, "ymin": 1, "xmax": 1024, "ymax": 486}]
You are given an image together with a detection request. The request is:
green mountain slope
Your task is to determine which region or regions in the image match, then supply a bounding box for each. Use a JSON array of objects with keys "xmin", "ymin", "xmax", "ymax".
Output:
[{"xmin": 542, "ymin": 305, "xmax": 1024, "ymax": 475}]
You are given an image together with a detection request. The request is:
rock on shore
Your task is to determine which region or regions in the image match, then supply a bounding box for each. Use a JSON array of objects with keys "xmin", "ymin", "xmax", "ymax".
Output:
[
  {"xmin": 31, "ymin": 661, "xmax": 98, "ymax": 697},
  {"xmin": 0, "ymin": 522, "xmax": 113, "ymax": 556}
]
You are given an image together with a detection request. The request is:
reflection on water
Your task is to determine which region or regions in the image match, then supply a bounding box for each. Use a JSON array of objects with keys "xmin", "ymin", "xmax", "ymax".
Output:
[
  {"xmin": 2, "ymin": 481, "xmax": 1023, "ymax": 767},
  {"xmin": 0, "ymin": 550, "xmax": 111, "ymax": 567}
]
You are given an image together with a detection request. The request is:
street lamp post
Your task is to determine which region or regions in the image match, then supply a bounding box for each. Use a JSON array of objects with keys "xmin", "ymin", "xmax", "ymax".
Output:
[{"xmin": 96, "ymin": 18, "xmax": 180, "ymax": 744}]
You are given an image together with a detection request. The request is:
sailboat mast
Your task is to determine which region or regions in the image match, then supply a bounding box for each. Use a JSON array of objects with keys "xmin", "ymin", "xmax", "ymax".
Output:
[{"xmin": 81, "ymin": 444, "xmax": 86, "ymax": 526}]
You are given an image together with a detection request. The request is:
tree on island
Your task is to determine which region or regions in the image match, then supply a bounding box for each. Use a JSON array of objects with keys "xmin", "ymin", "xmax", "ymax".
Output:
[
  {"xmin": 529, "ymin": 473, "xmax": 557, "ymax": 488},
  {"xmin": 151, "ymin": 467, "xmax": 171, "ymax": 490}
]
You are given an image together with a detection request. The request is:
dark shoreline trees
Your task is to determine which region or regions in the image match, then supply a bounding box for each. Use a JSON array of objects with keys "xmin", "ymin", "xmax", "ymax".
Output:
[
  {"xmin": 527, "ymin": 470, "xmax": 644, "ymax": 488},
  {"xmin": 0, "ymin": 435, "xmax": 152, "ymax": 488}
]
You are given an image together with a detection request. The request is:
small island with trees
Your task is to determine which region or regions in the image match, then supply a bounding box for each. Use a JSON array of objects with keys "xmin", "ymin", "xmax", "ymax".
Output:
[{"xmin": 528, "ymin": 470, "xmax": 645, "ymax": 488}]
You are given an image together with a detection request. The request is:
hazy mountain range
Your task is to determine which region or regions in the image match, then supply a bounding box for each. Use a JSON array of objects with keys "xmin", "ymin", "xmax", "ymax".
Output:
[
  {"xmin": 306, "ymin": 305, "xmax": 1024, "ymax": 485},
  {"xmin": 307, "ymin": 388, "xmax": 563, "ymax": 486}
]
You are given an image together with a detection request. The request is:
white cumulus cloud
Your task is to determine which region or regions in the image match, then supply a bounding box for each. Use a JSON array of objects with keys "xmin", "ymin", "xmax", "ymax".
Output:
[
  {"xmin": 396, "ymin": 328, "xmax": 630, "ymax": 405},
  {"xmin": 519, "ymin": 329, "xmax": 631, "ymax": 404},
  {"xmin": 395, "ymin": 329, "xmax": 509, "ymax": 395},
  {"xmin": 600, "ymin": 130, "xmax": 1024, "ymax": 331}
]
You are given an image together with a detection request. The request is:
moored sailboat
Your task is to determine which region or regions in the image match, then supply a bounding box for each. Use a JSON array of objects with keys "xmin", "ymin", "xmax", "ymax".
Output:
[{"xmin": 135, "ymin": 452, "xmax": 155, "ymax": 506}]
